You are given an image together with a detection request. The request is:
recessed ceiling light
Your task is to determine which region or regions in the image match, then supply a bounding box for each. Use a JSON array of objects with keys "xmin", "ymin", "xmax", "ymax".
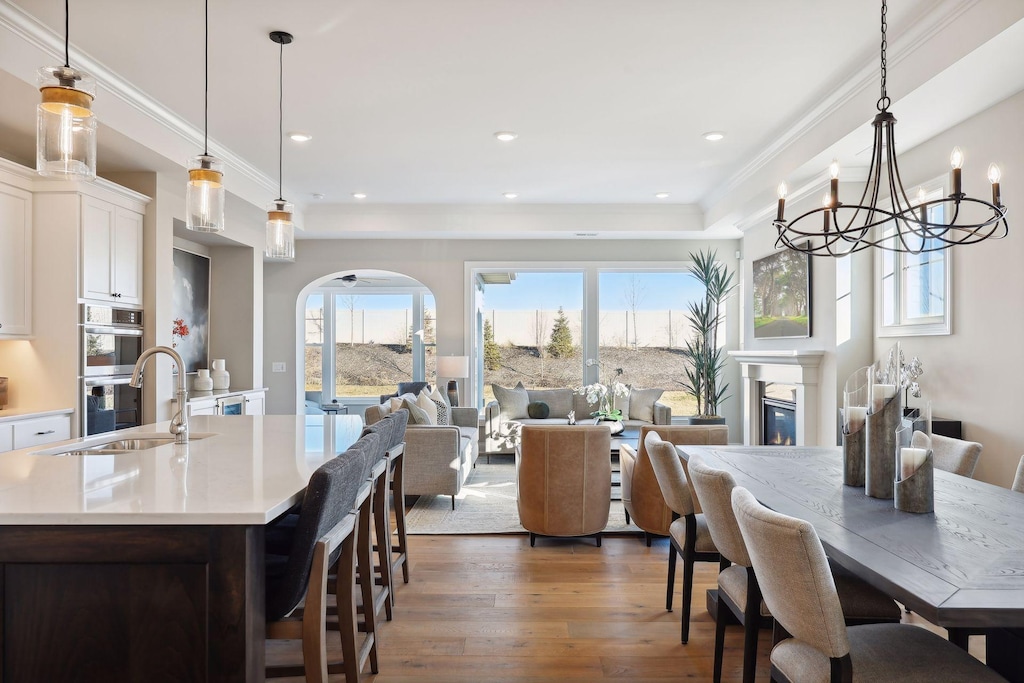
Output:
[
  {"xmin": 703, "ymin": 131, "xmax": 725, "ymax": 142},
  {"xmin": 502, "ymin": 192, "xmax": 519, "ymax": 199},
  {"xmin": 655, "ymin": 192, "xmax": 670, "ymax": 199},
  {"xmin": 352, "ymin": 192, "xmax": 367, "ymax": 199},
  {"xmin": 494, "ymin": 131, "xmax": 518, "ymax": 142},
  {"xmin": 288, "ymin": 131, "xmax": 313, "ymax": 142},
  {"xmin": 312, "ymin": 193, "xmax": 324, "ymax": 200}
]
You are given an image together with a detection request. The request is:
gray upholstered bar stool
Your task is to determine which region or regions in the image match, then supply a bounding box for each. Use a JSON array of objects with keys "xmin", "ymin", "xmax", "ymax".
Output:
[
  {"xmin": 644, "ymin": 431, "xmax": 721, "ymax": 644},
  {"xmin": 688, "ymin": 454, "xmax": 900, "ymax": 683},
  {"xmin": 730, "ymin": 486, "xmax": 1005, "ymax": 683},
  {"xmin": 265, "ymin": 435, "xmax": 375, "ymax": 682},
  {"xmin": 355, "ymin": 420, "xmax": 394, "ymax": 624},
  {"xmin": 381, "ymin": 410, "xmax": 411, "ymax": 586},
  {"xmin": 1013, "ymin": 456, "xmax": 1024, "ymax": 493}
]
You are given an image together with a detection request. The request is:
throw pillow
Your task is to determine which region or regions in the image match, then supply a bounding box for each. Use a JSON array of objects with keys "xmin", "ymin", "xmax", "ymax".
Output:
[
  {"xmin": 416, "ymin": 390, "xmax": 439, "ymax": 425},
  {"xmin": 401, "ymin": 398, "xmax": 432, "ymax": 425},
  {"xmin": 492, "ymin": 383, "xmax": 530, "ymax": 420},
  {"xmin": 526, "ymin": 389, "xmax": 573, "ymax": 418},
  {"xmin": 616, "ymin": 387, "xmax": 631, "ymax": 421},
  {"xmin": 378, "ymin": 400, "xmax": 393, "ymax": 417},
  {"xmin": 389, "ymin": 392, "xmax": 418, "ymax": 414},
  {"xmin": 427, "ymin": 386, "xmax": 451, "ymax": 425},
  {"xmin": 628, "ymin": 388, "xmax": 664, "ymax": 423},
  {"xmin": 527, "ymin": 401, "xmax": 550, "ymax": 419},
  {"xmin": 428, "ymin": 386, "xmax": 451, "ymax": 408}
]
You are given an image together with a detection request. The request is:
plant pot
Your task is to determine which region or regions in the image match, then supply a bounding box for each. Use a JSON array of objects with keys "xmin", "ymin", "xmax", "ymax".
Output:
[{"xmin": 688, "ymin": 415, "xmax": 726, "ymax": 426}]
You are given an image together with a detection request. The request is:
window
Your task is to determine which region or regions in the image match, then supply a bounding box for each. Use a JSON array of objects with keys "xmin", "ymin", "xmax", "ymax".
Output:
[
  {"xmin": 597, "ymin": 271, "xmax": 702, "ymax": 417},
  {"xmin": 475, "ymin": 270, "xmax": 584, "ymax": 406},
  {"xmin": 303, "ymin": 284, "xmax": 435, "ymax": 400},
  {"xmin": 471, "ymin": 263, "xmax": 709, "ymax": 416},
  {"xmin": 877, "ymin": 183, "xmax": 951, "ymax": 336}
]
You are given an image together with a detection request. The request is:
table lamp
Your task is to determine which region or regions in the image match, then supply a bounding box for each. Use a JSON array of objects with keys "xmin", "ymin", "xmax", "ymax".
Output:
[{"xmin": 436, "ymin": 355, "xmax": 469, "ymax": 407}]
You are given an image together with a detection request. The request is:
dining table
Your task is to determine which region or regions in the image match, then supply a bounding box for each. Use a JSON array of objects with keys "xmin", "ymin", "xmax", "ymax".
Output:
[{"xmin": 677, "ymin": 445, "xmax": 1024, "ymax": 682}]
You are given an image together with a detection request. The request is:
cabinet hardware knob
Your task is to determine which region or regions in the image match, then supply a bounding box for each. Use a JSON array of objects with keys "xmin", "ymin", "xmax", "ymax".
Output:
[{"xmin": 36, "ymin": 430, "xmax": 56, "ymax": 435}]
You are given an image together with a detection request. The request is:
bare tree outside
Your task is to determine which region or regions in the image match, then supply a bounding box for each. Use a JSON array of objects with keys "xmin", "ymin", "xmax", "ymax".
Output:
[
  {"xmin": 338, "ymin": 295, "xmax": 358, "ymax": 347},
  {"xmin": 623, "ymin": 274, "xmax": 647, "ymax": 350}
]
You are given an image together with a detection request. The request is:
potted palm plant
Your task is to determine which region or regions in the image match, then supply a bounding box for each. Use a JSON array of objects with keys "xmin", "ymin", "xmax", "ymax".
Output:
[{"xmin": 681, "ymin": 250, "xmax": 736, "ymax": 425}]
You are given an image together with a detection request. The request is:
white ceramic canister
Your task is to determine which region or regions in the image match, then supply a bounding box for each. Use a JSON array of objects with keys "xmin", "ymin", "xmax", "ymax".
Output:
[
  {"xmin": 210, "ymin": 359, "xmax": 230, "ymax": 390},
  {"xmin": 193, "ymin": 368, "xmax": 214, "ymax": 391}
]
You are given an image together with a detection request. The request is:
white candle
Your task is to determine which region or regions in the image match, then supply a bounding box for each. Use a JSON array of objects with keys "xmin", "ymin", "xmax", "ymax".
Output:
[
  {"xmin": 900, "ymin": 447, "xmax": 927, "ymax": 480},
  {"xmin": 872, "ymin": 384, "xmax": 896, "ymax": 413},
  {"xmin": 846, "ymin": 406, "xmax": 867, "ymax": 433}
]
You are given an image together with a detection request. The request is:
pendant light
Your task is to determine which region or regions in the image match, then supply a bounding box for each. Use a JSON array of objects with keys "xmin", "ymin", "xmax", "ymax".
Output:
[
  {"xmin": 265, "ymin": 31, "xmax": 295, "ymax": 260},
  {"xmin": 186, "ymin": 0, "xmax": 225, "ymax": 233},
  {"xmin": 773, "ymin": 0, "xmax": 1007, "ymax": 256},
  {"xmin": 37, "ymin": 0, "xmax": 96, "ymax": 180}
]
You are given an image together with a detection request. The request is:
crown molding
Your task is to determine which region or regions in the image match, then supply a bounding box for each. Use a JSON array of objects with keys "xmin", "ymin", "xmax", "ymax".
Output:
[
  {"xmin": 0, "ymin": 1, "xmax": 278, "ymax": 203},
  {"xmin": 703, "ymin": 0, "xmax": 980, "ymax": 213}
]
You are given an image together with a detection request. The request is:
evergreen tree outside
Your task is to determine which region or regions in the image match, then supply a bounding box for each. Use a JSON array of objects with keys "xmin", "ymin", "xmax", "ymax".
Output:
[
  {"xmin": 546, "ymin": 307, "xmax": 575, "ymax": 358},
  {"xmin": 483, "ymin": 319, "xmax": 501, "ymax": 370}
]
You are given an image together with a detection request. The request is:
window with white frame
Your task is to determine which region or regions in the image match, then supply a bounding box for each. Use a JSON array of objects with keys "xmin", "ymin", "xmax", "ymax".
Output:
[{"xmin": 877, "ymin": 183, "xmax": 951, "ymax": 336}]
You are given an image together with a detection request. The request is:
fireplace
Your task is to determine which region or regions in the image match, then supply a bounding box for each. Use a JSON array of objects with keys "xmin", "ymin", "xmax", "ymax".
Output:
[
  {"xmin": 763, "ymin": 398, "xmax": 797, "ymax": 445},
  {"xmin": 729, "ymin": 350, "xmax": 824, "ymax": 447}
]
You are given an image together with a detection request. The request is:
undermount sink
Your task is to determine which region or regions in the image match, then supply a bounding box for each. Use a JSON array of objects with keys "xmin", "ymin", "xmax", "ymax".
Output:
[{"xmin": 39, "ymin": 433, "xmax": 215, "ymax": 456}]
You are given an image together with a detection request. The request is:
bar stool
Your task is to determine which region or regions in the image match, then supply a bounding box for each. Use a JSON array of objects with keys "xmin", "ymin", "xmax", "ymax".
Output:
[{"xmin": 382, "ymin": 410, "xmax": 410, "ymax": 586}]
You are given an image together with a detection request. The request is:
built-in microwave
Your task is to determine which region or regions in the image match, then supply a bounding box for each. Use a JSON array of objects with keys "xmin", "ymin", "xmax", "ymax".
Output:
[{"xmin": 81, "ymin": 304, "xmax": 144, "ymax": 377}]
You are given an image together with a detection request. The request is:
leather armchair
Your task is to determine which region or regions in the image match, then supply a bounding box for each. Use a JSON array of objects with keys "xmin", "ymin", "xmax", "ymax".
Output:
[
  {"xmin": 619, "ymin": 424, "xmax": 728, "ymax": 545},
  {"xmin": 516, "ymin": 425, "xmax": 611, "ymax": 546}
]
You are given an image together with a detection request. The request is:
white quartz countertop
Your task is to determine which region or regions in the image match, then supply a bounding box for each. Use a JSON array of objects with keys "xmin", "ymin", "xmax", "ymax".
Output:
[
  {"xmin": 0, "ymin": 408, "xmax": 74, "ymax": 423},
  {"xmin": 0, "ymin": 415, "xmax": 365, "ymax": 525}
]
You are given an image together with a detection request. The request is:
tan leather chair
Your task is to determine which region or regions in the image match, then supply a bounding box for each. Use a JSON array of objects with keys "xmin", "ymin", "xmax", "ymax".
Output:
[
  {"xmin": 730, "ymin": 486, "xmax": 1004, "ymax": 683},
  {"xmin": 517, "ymin": 425, "xmax": 611, "ymax": 547},
  {"xmin": 620, "ymin": 425, "xmax": 728, "ymax": 546},
  {"xmin": 911, "ymin": 431, "xmax": 982, "ymax": 478}
]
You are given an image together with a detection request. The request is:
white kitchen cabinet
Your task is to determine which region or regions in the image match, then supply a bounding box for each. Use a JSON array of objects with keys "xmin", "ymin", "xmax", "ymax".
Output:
[
  {"xmin": 7, "ymin": 414, "xmax": 72, "ymax": 452},
  {"xmin": 242, "ymin": 391, "xmax": 265, "ymax": 416},
  {"xmin": 0, "ymin": 182, "xmax": 32, "ymax": 337},
  {"xmin": 188, "ymin": 397, "xmax": 218, "ymax": 417},
  {"xmin": 0, "ymin": 424, "xmax": 12, "ymax": 452},
  {"xmin": 81, "ymin": 196, "xmax": 143, "ymax": 306}
]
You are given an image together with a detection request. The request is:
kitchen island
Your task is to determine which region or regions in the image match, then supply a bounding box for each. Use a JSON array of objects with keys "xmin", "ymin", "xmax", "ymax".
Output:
[{"xmin": 0, "ymin": 414, "xmax": 364, "ymax": 683}]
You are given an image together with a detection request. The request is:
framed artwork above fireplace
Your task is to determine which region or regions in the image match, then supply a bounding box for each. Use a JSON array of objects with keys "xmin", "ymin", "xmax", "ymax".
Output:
[{"xmin": 752, "ymin": 247, "xmax": 812, "ymax": 339}]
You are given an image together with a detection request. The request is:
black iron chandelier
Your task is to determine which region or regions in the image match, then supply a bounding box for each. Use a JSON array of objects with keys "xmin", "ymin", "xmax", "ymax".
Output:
[{"xmin": 773, "ymin": 0, "xmax": 1008, "ymax": 256}]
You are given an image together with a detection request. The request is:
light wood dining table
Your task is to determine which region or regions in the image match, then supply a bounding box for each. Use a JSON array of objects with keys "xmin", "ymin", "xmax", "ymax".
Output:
[{"xmin": 678, "ymin": 445, "xmax": 1024, "ymax": 682}]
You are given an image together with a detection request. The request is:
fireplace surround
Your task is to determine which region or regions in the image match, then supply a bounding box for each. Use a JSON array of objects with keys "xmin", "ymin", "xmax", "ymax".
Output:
[{"xmin": 729, "ymin": 350, "xmax": 824, "ymax": 446}]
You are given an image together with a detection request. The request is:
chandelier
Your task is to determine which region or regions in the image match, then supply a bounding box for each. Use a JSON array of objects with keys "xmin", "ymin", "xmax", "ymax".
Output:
[
  {"xmin": 773, "ymin": 0, "xmax": 1008, "ymax": 256},
  {"xmin": 265, "ymin": 30, "xmax": 295, "ymax": 261}
]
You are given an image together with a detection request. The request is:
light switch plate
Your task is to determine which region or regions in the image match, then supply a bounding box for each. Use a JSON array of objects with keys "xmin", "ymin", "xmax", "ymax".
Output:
[{"xmin": 271, "ymin": 362, "xmax": 286, "ymax": 373}]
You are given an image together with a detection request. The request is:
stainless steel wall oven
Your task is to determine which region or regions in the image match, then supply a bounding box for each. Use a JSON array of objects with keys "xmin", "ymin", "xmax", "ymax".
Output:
[{"xmin": 80, "ymin": 304, "xmax": 144, "ymax": 436}]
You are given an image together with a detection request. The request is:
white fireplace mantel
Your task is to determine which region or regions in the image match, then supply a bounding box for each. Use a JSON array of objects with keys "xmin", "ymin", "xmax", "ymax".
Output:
[{"xmin": 728, "ymin": 350, "xmax": 825, "ymax": 446}]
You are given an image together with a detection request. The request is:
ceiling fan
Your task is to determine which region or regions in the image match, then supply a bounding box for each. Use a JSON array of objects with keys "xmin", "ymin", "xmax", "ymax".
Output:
[{"xmin": 336, "ymin": 273, "xmax": 389, "ymax": 288}]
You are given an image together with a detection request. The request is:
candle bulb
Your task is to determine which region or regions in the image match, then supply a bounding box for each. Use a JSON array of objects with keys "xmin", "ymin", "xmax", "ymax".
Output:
[
  {"xmin": 829, "ymin": 158, "xmax": 840, "ymax": 206},
  {"xmin": 950, "ymin": 147, "xmax": 964, "ymax": 196},
  {"xmin": 989, "ymin": 163, "xmax": 1002, "ymax": 206},
  {"xmin": 822, "ymin": 193, "xmax": 832, "ymax": 231},
  {"xmin": 917, "ymin": 187, "xmax": 927, "ymax": 224},
  {"xmin": 776, "ymin": 182, "xmax": 787, "ymax": 222},
  {"xmin": 845, "ymin": 406, "xmax": 867, "ymax": 433}
]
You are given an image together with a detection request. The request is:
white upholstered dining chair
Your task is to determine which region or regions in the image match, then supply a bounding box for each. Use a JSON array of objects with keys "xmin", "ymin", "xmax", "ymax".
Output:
[{"xmin": 730, "ymin": 486, "xmax": 1005, "ymax": 683}]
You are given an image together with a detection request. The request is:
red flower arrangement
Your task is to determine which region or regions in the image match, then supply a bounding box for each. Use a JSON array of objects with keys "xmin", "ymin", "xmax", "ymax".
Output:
[{"xmin": 172, "ymin": 318, "xmax": 190, "ymax": 348}]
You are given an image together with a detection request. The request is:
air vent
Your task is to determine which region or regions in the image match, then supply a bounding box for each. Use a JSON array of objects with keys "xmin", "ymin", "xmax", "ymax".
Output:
[{"xmin": 575, "ymin": 232, "xmax": 598, "ymax": 237}]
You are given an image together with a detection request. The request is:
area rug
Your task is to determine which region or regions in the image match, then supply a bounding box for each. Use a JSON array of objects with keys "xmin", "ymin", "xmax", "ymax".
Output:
[{"xmin": 404, "ymin": 461, "xmax": 643, "ymax": 536}]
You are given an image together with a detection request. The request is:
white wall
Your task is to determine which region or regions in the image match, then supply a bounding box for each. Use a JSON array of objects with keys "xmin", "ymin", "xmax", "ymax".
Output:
[
  {"xmin": 871, "ymin": 90, "xmax": 1024, "ymax": 487},
  {"xmin": 264, "ymin": 237, "xmax": 742, "ymax": 431}
]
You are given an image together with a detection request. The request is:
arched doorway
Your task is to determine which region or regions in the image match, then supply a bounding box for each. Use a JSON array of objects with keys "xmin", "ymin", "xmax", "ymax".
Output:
[{"xmin": 298, "ymin": 269, "xmax": 436, "ymax": 415}]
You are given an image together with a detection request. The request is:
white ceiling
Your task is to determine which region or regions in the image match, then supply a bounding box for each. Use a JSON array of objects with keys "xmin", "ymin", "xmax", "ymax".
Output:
[{"xmin": 1, "ymin": 0, "xmax": 1023, "ymax": 238}]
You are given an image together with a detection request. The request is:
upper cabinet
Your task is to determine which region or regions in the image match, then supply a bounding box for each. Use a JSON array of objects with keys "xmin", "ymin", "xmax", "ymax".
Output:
[
  {"xmin": 0, "ymin": 174, "xmax": 33, "ymax": 338},
  {"xmin": 81, "ymin": 196, "xmax": 144, "ymax": 306}
]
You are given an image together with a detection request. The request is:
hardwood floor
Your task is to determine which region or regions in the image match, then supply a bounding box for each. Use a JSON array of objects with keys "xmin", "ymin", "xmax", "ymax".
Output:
[{"xmin": 267, "ymin": 533, "xmax": 985, "ymax": 682}]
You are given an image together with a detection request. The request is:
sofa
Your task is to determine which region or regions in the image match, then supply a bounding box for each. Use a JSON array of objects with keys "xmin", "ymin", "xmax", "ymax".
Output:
[
  {"xmin": 484, "ymin": 385, "xmax": 671, "ymax": 455},
  {"xmin": 364, "ymin": 400, "xmax": 479, "ymax": 509}
]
